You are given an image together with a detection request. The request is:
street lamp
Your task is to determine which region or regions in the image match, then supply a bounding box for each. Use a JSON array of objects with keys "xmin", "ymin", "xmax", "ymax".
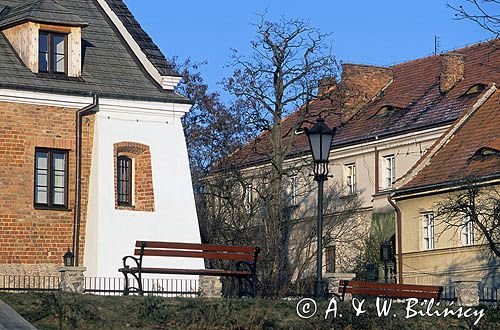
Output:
[
  {"xmin": 304, "ymin": 117, "xmax": 336, "ymax": 298},
  {"xmin": 63, "ymin": 248, "xmax": 75, "ymax": 267}
]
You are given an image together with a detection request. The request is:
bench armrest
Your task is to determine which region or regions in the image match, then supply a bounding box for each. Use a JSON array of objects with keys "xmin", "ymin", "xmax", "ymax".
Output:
[{"xmin": 122, "ymin": 255, "xmax": 141, "ymax": 270}]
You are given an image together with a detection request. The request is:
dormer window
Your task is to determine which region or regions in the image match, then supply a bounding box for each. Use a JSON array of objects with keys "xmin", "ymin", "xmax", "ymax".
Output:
[
  {"xmin": 372, "ymin": 105, "xmax": 402, "ymax": 118},
  {"xmin": 0, "ymin": 1, "xmax": 88, "ymax": 78},
  {"xmin": 39, "ymin": 31, "xmax": 67, "ymax": 74},
  {"xmin": 462, "ymin": 83, "xmax": 487, "ymax": 96}
]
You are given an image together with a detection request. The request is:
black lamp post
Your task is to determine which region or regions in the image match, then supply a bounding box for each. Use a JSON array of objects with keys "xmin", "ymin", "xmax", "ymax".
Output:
[
  {"xmin": 380, "ymin": 241, "xmax": 392, "ymax": 283},
  {"xmin": 304, "ymin": 117, "xmax": 336, "ymax": 298},
  {"xmin": 63, "ymin": 248, "xmax": 75, "ymax": 267}
]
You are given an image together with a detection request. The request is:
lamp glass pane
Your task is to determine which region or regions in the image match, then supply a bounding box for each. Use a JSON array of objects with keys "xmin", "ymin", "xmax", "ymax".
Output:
[
  {"xmin": 321, "ymin": 133, "xmax": 333, "ymax": 161},
  {"xmin": 309, "ymin": 134, "xmax": 322, "ymax": 161}
]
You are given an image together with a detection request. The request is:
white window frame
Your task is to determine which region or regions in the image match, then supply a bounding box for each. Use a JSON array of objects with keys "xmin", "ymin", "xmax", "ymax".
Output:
[
  {"xmin": 422, "ymin": 212, "xmax": 435, "ymax": 250},
  {"xmin": 462, "ymin": 215, "xmax": 474, "ymax": 246},
  {"xmin": 345, "ymin": 163, "xmax": 356, "ymax": 195},
  {"xmin": 244, "ymin": 183, "xmax": 253, "ymax": 212},
  {"xmin": 290, "ymin": 175, "xmax": 298, "ymax": 206},
  {"xmin": 382, "ymin": 155, "xmax": 395, "ymax": 189}
]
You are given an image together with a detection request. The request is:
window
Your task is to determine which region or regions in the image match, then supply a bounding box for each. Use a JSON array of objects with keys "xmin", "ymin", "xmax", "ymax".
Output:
[
  {"xmin": 34, "ymin": 148, "xmax": 68, "ymax": 209},
  {"xmin": 244, "ymin": 183, "xmax": 253, "ymax": 212},
  {"xmin": 462, "ymin": 83, "xmax": 487, "ymax": 96},
  {"xmin": 345, "ymin": 163, "xmax": 356, "ymax": 194},
  {"xmin": 39, "ymin": 31, "xmax": 67, "ymax": 74},
  {"xmin": 289, "ymin": 176, "xmax": 298, "ymax": 206},
  {"xmin": 462, "ymin": 215, "xmax": 474, "ymax": 246},
  {"xmin": 326, "ymin": 245, "xmax": 336, "ymax": 273},
  {"xmin": 117, "ymin": 156, "xmax": 133, "ymax": 206},
  {"xmin": 372, "ymin": 105, "xmax": 403, "ymax": 117},
  {"xmin": 383, "ymin": 155, "xmax": 395, "ymax": 189},
  {"xmin": 422, "ymin": 213, "xmax": 435, "ymax": 250}
]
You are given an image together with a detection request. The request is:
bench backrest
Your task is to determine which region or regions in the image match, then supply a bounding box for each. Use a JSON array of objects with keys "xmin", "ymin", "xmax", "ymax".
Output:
[
  {"xmin": 134, "ymin": 241, "xmax": 260, "ymax": 262},
  {"xmin": 339, "ymin": 280, "xmax": 443, "ymax": 300}
]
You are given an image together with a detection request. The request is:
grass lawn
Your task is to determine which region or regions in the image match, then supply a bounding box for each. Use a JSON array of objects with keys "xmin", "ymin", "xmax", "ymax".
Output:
[{"xmin": 0, "ymin": 292, "xmax": 499, "ymax": 329}]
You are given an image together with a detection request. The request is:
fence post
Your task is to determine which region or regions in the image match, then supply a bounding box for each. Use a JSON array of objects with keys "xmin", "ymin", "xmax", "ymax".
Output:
[
  {"xmin": 452, "ymin": 280, "xmax": 479, "ymax": 306},
  {"xmin": 59, "ymin": 267, "xmax": 86, "ymax": 293},
  {"xmin": 199, "ymin": 276, "xmax": 222, "ymax": 298}
]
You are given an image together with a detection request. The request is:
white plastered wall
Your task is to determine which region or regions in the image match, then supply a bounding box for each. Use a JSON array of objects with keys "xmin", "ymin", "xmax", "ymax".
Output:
[{"xmin": 84, "ymin": 100, "xmax": 203, "ymax": 279}]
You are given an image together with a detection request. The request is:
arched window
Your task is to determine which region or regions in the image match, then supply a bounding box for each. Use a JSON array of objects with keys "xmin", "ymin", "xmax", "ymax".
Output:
[{"xmin": 117, "ymin": 156, "xmax": 132, "ymax": 206}]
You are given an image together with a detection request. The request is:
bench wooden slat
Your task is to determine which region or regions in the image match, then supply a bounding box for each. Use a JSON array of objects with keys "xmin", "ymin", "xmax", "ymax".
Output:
[
  {"xmin": 135, "ymin": 241, "xmax": 256, "ymax": 254},
  {"xmin": 340, "ymin": 280, "xmax": 441, "ymax": 293},
  {"xmin": 120, "ymin": 267, "xmax": 252, "ymax": 277},
  {"xmin": 135, "ymin": 249, "xmax": 255, "ymax": 261}
]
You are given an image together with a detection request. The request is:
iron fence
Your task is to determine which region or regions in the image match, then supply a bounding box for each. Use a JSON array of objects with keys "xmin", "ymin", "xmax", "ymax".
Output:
[
  {"xmin": 479, "ymin": 287, "xmax": 498, "ymax": 304},
  {"xmin": 0, "ymin": 274, "xmax": 60, "ymax": 292},
  {"xmin": 441, "ymin": 286, "xmax": 456, "ymax": 302},
  {"xmin": 84, "ymin": 277, "xmax": 200, "ymax": 297},
  {"xmin": 0, "ymin": 274, "xmax": 199, "ymax": 297}
]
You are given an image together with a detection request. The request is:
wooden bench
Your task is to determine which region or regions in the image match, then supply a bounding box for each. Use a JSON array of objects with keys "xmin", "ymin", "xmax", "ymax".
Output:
[
  {"xmin": 118, "ymin": 241, "xmax": 260, "ymax": 297},
  {"xmin": 338, "ymin": 280, "xmax": 443, "ymax": 301}
]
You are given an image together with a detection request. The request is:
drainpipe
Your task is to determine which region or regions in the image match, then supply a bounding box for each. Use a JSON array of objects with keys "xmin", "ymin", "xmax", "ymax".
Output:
[
  {"xmin": 374, "ymin": 147, "xmax": 380, "ymax": 193},
  {"xmin": 73, "ymin": 94, "xmax": 99, "ymax": 267},
  {"xmin": 387, "ymin": 193, "xmax": 403, "ymax": 284}
]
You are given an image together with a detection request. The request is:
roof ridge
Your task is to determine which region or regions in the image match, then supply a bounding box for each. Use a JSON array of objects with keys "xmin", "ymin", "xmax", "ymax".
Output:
[{"xmin": 389, "ymin": 38, "xmax": 498, "ymax": 69}]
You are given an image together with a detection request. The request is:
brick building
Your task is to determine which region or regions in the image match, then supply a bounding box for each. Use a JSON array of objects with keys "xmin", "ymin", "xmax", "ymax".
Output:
[{"xmin": 0, "ymin": 0, "xmax": 202, "ymax": 277}]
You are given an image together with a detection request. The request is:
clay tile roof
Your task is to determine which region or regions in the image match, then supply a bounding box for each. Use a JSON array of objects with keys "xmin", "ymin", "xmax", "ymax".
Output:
[
  {"xmin": 399, "ymin": 89, "xmax": 500, "ymax": 191},
  {"xmin": 225, "ymin": 39, "xmax": 500, "ymax": 169}
]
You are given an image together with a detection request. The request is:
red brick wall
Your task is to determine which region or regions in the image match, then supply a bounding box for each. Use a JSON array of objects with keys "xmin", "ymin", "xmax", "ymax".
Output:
[
  {"xmin": 114, "ymin": 142, "xmax": 155, "ymax": 212},
  {"xmin": 339, "ymin": 64, "xmax": 393, "ymax": 122},
  {"xmin": 0, "ymin": 101, "xmax": 94, "ymax": 270}
]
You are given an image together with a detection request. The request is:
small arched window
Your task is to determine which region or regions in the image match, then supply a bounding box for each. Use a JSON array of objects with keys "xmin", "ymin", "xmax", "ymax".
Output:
[{"xmin": 117, "ymin": 156, "xmax": 133, "ymax": 206}]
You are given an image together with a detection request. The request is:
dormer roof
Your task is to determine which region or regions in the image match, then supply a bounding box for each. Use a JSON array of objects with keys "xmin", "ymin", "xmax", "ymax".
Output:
[
  {"xmin": 0, "ymin": 0, "xmax": 188, "ymax": 103},
  {"xmin": 0, "ymin": 0, "xmax": 88, "ymax": 29}
]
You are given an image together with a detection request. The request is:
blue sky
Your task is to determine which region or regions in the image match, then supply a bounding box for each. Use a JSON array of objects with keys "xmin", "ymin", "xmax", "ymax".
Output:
[{"xmin": 124, "ymin": 0, "xmax": 493, "ymax": 99}]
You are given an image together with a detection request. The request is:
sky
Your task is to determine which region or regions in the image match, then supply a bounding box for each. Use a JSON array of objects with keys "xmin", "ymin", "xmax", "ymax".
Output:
[{"xmin": 124, "ymin": 0, "xmax": 494, "ymax": 100}]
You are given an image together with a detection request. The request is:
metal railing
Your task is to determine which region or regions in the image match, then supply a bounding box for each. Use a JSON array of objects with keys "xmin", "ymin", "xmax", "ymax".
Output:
[
  {"xmin": 479, "ymin": 287, "xmax": 498, "ymax": 304},
  {"xmin": 441, "ymin": 286, "xmax": 457, "ymax": 302},
  {"xmin": 0, "ymin": 274, "xmax": 60, "ymax": 292},
  {"xmin": 84, "ymin": 277, "xmax": 200, "ymax": 297},
  {"xmin": 0, "ymin": 274, "xmax": 199, "ymax": 297}
]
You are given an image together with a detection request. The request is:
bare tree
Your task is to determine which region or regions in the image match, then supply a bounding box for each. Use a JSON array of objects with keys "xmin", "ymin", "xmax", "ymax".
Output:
[
  {"xmin": 201, "ymin": 162, "xmax": 365, "ymax": 296},
  {"xmin": 173, "ymin": 57, "xmax": 253, "ymax": 194},
  {"xmin": 435, "ymin": 178, "xmax": 500, "ymax": 258},
  {"xmin": 220, "ymin": 15, "xmax": 338, "ymax": 295},
  {"xmin": 448, "ymin": 0, "xmax": 500, "ymax": 37}
]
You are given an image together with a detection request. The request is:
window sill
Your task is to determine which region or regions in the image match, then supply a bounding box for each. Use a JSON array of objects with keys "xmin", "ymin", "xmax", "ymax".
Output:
[
  {"xmin": 116, "ymin": 205, "xmax": 136, "ymax": 211},
  {"xmin": 34, "ymin": 206, "xmax": 72, "ymax": 212}
]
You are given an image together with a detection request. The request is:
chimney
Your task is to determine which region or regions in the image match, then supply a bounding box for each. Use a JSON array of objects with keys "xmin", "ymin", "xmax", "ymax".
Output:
[
  {"xmin": 339, "ymin": 64, "xmax": 393, "ymax": 122},
  {"xmin": 440, "ymin": 53, "xmax": 464, "ymax": 94},
  {"xmin": 318, "ymin": 76, "xmax": 337, "ymax": 95}
]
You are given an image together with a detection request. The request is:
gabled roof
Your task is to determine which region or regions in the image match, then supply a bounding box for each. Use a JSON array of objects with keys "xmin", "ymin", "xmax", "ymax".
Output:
[
  {"xmin": 0, "ymin": 0, "xmax": 89, "ymax": 29},
  {"xmin": 396, "ymin": 88, "xmax": 500, "ymax": 195},
  {"xmin": 225, "ymin": 40, "xmax": 500, "ymax": 168},
  {"xmin": 0, "ymin": 0, "xmax": 187, "ymax": 103}
]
